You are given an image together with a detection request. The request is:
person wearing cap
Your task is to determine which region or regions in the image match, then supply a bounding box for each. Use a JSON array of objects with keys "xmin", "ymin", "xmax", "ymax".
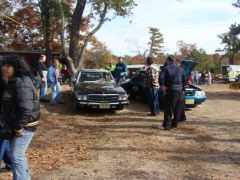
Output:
[{"xmin": 158, "ymin": 55, "xmax": 186, "ymax": 130}]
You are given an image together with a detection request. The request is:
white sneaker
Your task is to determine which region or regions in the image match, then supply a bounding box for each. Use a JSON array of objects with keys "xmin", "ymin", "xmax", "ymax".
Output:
[{"xmin": 158, "ymin": 126, "xmax": 166, "ymax": 130}]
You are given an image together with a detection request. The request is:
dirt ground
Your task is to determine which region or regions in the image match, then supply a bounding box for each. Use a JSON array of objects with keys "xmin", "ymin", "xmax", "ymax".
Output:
[{"xmin": 1, "ymin": 83, "xmax": 240, "ymax": 180}]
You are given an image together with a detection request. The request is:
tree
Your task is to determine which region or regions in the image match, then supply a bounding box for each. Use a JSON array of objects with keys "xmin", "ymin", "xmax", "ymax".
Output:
[
  {"xmin": 2, "ymin": 4, "xmax": 43, "ymax": 51},
  {"xmin": 187, "ymin": 48, "xmax": 212, "ymax": 72},
  {"xmin": 85, "ymin": 39, "xmax": 112, "ymax": 69},
  {"xmin": 0, "ymin": 1, "xmax": 64, "ymax": 54},
  {"xmin": 177, "ymin": 40, "xmax": 197, "ymax": 59},
  {"xmin": 58, "ymin": 0, "xmax": 137, "ymax": 74},
  {"xmin": 125, "ymin": 37, "xmax": 148, "ymax": 64},
  {"xmin": 0, "ymin": 0, "xmax": 19, "ymax": 49},
  {"xmin": 217, "ymin": 24, "xmax": 240, "ymax": 65},
  {"xmin": 148, "ymin": 27, "xmax": 164, "ymax": 58},
  {"xmin": 231, "ymin": 0, "xmax": 240, "ymax": 35}
]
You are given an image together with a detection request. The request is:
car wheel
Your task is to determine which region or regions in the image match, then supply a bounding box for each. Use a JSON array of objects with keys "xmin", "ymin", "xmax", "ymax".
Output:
[{"xmin": 73, "ymin": 99, "xmax": 80, "ymax": 111}]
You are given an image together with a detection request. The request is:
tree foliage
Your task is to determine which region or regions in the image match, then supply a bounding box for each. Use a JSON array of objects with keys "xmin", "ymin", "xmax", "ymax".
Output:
[
  {"xmin": 85, "ymin": 39, "xmax": 113, "ymax": 69},
  {"xmin": 58, "ymin": 0, "xmax": 137, "ymax": 74},
  {"xmin": 177, "ymin": 40, "xmax": 197, "ymax": 59},
  {"xmin": 187, "ymin": 48, "xmax": 212, "ymax": 72},
  {"xmin": 217, "ymin": 24, "xmax": 240, "ymax": 64},
  {"xmin": 231, "ymin": 0, "xmax": 240, "ymax": 35}
]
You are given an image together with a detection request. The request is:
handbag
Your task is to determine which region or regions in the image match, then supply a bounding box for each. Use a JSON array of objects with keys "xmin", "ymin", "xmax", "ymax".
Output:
[{"xmin": 0, "ymin": 125, "xmax": 13, "ymax": 140}]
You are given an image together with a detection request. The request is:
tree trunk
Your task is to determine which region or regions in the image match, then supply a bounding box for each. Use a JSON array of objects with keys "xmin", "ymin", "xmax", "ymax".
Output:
[
  {"xmin": 75, "ymin": 2, "xmax": 109, "ymax": 69},
  {"xmin": 40, "ymin": 0, "xmax": 52, "ymax": 67},
  {"xmin": 69, "ymin": 0, "xmax": 87, "ymax": 67},
  {"xmin": 58, "ymin": 0, "xmax": 76, "ymax": 75},
  {"xmin": 45, "ymin": 31, "xmax": 52, "ymax": 67}
]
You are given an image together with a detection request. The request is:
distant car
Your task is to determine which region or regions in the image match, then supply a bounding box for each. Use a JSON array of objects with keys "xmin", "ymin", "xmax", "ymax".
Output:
[
  {"xmin": 129, "ymin": 60, "xmax": 207, "ymax": 108},
  {"xmin": 70, "ymin": 69, "xmax": 130, "ymax": 111}
]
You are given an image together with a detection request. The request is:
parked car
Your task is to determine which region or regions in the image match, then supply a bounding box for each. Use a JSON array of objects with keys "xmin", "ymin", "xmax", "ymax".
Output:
[
  {"xmin": 129, "ymin": 60, "xmax": 207, "ymax": 108},
  {"xmin": 70, "ymin": 69, "xmax": 130, "ymax": 111}
]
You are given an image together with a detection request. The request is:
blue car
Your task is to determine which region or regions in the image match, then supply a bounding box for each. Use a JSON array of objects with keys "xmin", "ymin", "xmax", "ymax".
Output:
[{"xmin": 129, "ymin": 60, "xmax": 206, "ymax": 108}]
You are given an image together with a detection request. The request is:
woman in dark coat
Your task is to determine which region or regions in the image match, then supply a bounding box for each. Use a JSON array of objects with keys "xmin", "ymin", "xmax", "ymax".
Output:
[
  {"xmin": 0, "ymin": 57, "xmax": 12, "ymax": 173},
  {"xmin": 1, "ymin": 55, "xmax": 40, "ymax": 180}
]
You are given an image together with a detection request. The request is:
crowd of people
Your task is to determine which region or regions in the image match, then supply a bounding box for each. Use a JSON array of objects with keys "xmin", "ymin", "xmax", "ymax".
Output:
[
  {"xmin": 0, "ymin": 53, "xmax": 214, "ymax": 179},
  {"xmin": 187, "ymin": 70, "xmax": 212, "ymax": 86},
  {"xmin": 35, "ymin": 55, "xmax": 70, "ymax": 106}
]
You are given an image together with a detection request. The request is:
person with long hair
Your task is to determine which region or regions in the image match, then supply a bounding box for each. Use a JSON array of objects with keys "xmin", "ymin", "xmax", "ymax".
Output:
[
  {"xmin": 0, "ymin": 57, "xmax": 12, "ymax": 173},
  {"xmin": 1, "ymin": 55, "xmax": 40, "ymax": 180}
]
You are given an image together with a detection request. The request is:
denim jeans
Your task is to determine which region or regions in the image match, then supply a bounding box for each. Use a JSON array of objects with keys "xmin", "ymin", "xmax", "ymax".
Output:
[
  {"xmin": 39, "ymin": 81, "xmax": 48, "ymax": 100},
  {"xmin": 115, "ymin": 78, "xmax": 121, "ymax": 84},
  {"xmin": 50, "ymin": 82, "xmax": 62, "ymax": 104},
  {"xmin": 147, "ymin": 87, "xmax": 160, "ymax": 115},
  {"xmin": 39, "ymin": 71, "xmax": 48, "ymax": 100},
  {"xmin": 11, "ymin": 130, "xmax": 34, "ymax": 180},
  {"xmin": 0, "ymin": 138, "xmax": 12, "ymax": 169}
]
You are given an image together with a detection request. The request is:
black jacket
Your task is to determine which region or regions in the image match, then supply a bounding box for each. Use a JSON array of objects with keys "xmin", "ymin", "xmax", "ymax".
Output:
[
  {"xmin": 36, "ymin": 61, "xmax": 47, "ymax": 78},
  {"xmin": 1, "ymin": 76, "xmax": 40, "ymax": 134},
  {"xmin": 0, "ymin": 68, "xmax": 7, "ymax": 114},
  {"xmin": 159, "ymin": 62, "xmax": 186, "ymax": 92}
]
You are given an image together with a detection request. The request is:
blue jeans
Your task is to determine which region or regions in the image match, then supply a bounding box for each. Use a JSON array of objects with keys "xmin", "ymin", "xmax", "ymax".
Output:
[
  {"xmin": 11, "ymin": 130, "xmax": 34, "ymax": 180},
  {"xmin": 39, "ymin": 81, "xmax": 48, "ymax": 100},
  {"xmin": 194, "ymin": 79, "xmax": 198, "ymax": 86},
  {"xmin": 50, "ymin": 82, "xmax": 62, "ymax": 104},
  {"xmin": 115, "ymin": 78, "xmax": 121, "ymax": 84},
  {"xmin": 0, "ymin": 138, "xmax": 12, "ymax": 169},
  {"xmin": 147, "ymin": 87, "xmax": 160, "ymax": 115}
]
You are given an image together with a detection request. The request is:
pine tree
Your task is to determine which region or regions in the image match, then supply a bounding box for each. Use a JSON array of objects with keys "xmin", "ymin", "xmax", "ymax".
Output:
[{"xmin": 148, "ymin": 27, "xmax": 164, "ymax": 58}]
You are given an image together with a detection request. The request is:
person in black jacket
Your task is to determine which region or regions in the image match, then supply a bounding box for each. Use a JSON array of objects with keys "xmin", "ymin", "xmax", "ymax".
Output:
[
  {"xmin": 1, "ymin": 55, "xmax": 40, "ymax": 180},
  {"xmin": 158, "ymin": 55, "xmax": 186, "ymax": 130},
  {"xmin": 0, "ymin": 57, "xmax": 12, "ymax": 173},
  {"xmin": 36, "ymin": 54, "xmax": 48, "ymax": 102}
]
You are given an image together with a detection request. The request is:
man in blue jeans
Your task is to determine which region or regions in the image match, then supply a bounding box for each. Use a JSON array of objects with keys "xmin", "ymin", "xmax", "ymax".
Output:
[
  {"xmin": 144, "ymin": 57, "xmax": 160, "ymax": 116},
  {"xmin": 36, "ymin": 54, "xmax": 48, "ymax": 102},
  {"xmin": 47, "ymin": 59, "xmax": 63, "ymax": 105}
]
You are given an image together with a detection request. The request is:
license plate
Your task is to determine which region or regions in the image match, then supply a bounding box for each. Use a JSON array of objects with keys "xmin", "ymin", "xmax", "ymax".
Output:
[
  {"xmin": 99, "ymin": 103, "xmax": 110, "ymax": 109},
  {"xmin": 185, "ymin": 99, "xmax": 194, "ymax": 104}
]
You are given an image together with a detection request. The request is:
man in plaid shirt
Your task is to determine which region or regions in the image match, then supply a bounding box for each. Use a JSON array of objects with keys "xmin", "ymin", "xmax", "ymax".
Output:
[{"xmin": 144, "ymin": 57, "xmax": 160, "ymax": 116}]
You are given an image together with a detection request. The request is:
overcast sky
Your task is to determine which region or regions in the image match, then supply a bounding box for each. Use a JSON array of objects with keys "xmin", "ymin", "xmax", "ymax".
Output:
[{"xmin": 85, "ymin": 0, "xmax": 240, "ymax": 57}]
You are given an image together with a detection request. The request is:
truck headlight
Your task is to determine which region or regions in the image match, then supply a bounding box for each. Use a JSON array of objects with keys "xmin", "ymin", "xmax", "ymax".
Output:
[
  {"xmin": 195, "ymin": 91, "xmax": 205, "ymax": 96},
  {"xmin": 118, "ymin": 94, "xmax": 128, "ymax": 100}
]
